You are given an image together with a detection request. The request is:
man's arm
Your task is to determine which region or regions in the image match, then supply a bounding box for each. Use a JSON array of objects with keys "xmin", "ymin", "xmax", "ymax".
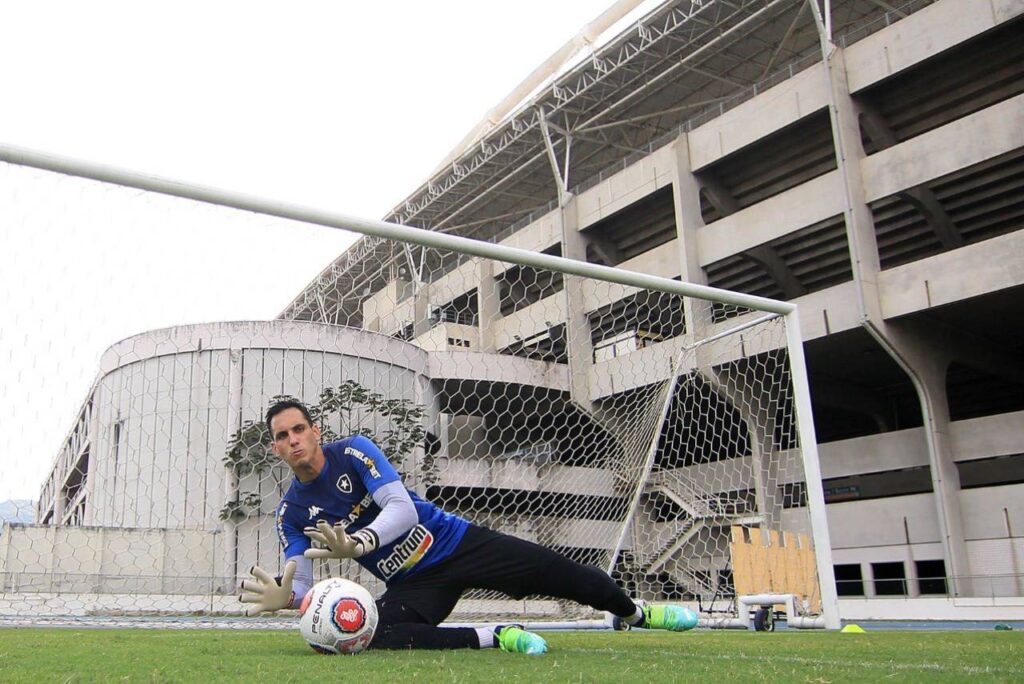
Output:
[
  {"xmin": 240, "ymin": 498, "xmax": 317, "ymax": 615},
  {"xmin": 361, "ymin": 479, "xmax": 418, "ymax": 547},
  {"xmin": 288, "ymin": 555, "xmax": 314, "ymax": 606},
  {"xmin": 304, "ymin": 481, "xmax": 418, "ymax": 560},
  {"xmin": 305, "ymin": 437, "xmax": 418, "ymax": 559}
]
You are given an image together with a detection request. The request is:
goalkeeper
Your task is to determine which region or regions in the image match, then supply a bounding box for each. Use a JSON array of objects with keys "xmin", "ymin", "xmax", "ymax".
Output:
[{"xmin": 240, "ymin": 400, "xmax": 696, "ymax": 654}]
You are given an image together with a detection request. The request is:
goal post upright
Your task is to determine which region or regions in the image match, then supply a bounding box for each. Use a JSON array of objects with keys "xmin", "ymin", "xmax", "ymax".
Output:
[{"xmin": 785, "ymin": 309, "xmax": 841, "ymax": 629}]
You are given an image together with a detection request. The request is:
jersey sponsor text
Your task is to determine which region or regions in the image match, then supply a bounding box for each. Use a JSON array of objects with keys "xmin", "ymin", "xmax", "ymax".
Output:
[
  {"xmin": 346, "ymin": 446, "xmax": 382, "ymax": 479},
  {"xmin": 377, "ymin": 524, "xmax": 433, "ymax": 579}
]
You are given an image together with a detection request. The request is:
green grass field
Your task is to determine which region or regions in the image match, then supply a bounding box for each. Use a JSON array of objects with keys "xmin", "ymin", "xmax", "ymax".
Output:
[{"xmin": 0, "ymin": 628, "xmax": 1020, "ymax": 683}]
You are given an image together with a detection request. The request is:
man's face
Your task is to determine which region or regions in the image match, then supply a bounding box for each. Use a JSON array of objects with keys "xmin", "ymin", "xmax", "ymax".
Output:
[{"xmin": 270, "ymin": 408, "xmax": 323, "ymax": 473}]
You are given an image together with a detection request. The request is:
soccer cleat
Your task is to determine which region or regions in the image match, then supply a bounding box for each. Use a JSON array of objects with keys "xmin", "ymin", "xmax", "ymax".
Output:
[
  {"xmin": 641, "ymin": 604, "xmax": 699, "ymax": 632},
  {"xmin": 496, "ymin": 625, "xmax": 548, "ymax": 655}
]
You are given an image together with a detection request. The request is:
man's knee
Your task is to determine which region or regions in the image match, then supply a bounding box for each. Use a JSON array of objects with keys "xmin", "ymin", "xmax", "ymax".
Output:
[
  {"xmin": 576, "ymin": 563, "xmax": 622, "ymax": 601},
  {"xmin": 543, "ymin": 558, "xmax": 622, "ymax": 603}
]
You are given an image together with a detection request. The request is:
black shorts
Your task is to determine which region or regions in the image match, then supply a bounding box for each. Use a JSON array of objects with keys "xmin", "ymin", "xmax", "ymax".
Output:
[{"xmin": 376, "ymin": 524, "xmax": 633, "ymax": 627}]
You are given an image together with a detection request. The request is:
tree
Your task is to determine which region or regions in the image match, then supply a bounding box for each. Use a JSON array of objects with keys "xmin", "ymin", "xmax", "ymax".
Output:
[{"xmin": 218, "ymin": 381, "xmax": 427, "ymax": 522}]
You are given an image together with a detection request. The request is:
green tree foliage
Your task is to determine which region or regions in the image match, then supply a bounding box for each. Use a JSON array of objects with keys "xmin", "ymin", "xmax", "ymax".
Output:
[{"xmin": 218, "ymin": 381, "xmax": 426, "ymax": 521}]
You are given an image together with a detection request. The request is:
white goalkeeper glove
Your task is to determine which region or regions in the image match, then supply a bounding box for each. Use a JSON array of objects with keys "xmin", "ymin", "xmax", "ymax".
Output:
[
  {"xmin": 239, "ymin": 560, "xmax": 296, "ymax": 616},
  {"xmin": 303, "ymin": 520, "xmax": 378, "ymax": 560}
]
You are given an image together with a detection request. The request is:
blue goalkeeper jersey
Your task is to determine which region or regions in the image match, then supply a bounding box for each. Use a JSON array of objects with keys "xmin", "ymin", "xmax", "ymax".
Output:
[{"xmin": 275, "ymin": 435, "xmax": 468, "ymax": 583}]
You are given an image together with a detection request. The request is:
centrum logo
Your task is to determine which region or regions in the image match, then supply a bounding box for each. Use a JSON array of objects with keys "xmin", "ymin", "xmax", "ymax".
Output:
[
  {"xmin": 331, "ymin": 598, "xmax": 367, "ymax": 633},
  {"xmin": 377, "ymin": 525, "xmax": 433, "ymax": 579}
]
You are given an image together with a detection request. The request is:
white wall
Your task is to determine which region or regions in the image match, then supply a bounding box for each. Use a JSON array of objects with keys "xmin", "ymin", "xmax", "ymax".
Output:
[{"xmin": 0, "ymin": 524, "xmax": 225, "ymax": 595}]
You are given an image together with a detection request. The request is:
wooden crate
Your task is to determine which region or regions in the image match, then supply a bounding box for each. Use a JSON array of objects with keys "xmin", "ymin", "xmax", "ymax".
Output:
[{"xmin": 730, "ymin": 526, "xmax": 821, "ymax": 612}]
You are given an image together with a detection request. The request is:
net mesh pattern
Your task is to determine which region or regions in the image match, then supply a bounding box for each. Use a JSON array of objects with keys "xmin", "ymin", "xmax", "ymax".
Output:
[{"xmin": 0, "ymin": 162, "xmax": 821, "ymax": 625}]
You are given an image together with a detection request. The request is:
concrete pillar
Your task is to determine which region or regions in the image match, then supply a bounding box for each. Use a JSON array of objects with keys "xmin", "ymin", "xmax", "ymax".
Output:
[
  {"xmin": 820, "ymin": 48, "xmax": 883, "ymax": 319},
  {"xmin": 819, "ymin": 45, "xmax": 972, "ymax": 595},
  {"xmin": 476, "ymin": 259, "xmax": 501, "ymax": 353},
  {"xmin": 880, "ymin": 322, "xmax": 970, "ymax": 595},
  {"xmin": 412, "ymin": 282, "xmax": 432, "ymax": 338},
  {"xmin": 902, "ymin": 516, "xmax": 922, "ymax": 598},
  {"xmin": 670, "ymin": 133, "xmax": 782, "ymax": 526},
  {"xmin": 53, "ymin": 489, "xmax": 66, "ymax": 526},
  {"xmin": 82, "ymin": 399, "xmax": 99, "ymax": 526},
  {"xmin": 861, "ymin": 561, "xmax": 877, "ymax": 598},
  {"xmin": 668, "ymin": 133, "xmax": 713, "ymax": 340},
  {"xmin": 558, "ymin": 194, "xmax": 594, "ymax": 411},
  {"xmin": 223, "ymin": 348, "xmax": 243, "ymax": 588},
  {"xmin": 905, "ymin": 560, "xmax": 922, "ymax": 599}
]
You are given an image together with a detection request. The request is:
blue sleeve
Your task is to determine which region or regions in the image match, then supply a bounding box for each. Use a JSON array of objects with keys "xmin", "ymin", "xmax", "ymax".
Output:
[
  {"xmin": 343, "ymin": 435, "xmax": 401, "ymax": 495},
  {"xmin": 275, "ymin": 501, "xmax": 309, "ymax": 559}
]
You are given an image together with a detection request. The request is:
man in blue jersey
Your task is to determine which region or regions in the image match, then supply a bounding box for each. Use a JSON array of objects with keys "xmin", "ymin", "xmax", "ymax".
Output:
[{"xmin": 240, "ymin": 399, "xmax": 697, "ymax": 654}]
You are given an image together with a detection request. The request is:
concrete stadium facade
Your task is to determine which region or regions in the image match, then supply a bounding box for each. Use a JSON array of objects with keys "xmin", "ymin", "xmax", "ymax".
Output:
[{"xmin": 277, "ymin": 0, "xmax": 1024, "ymax": 616}]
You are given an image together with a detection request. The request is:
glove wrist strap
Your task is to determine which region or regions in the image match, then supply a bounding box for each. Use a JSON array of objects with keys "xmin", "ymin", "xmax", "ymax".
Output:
[{"xmin": 352, "ymin": 528, "xmax": 379, "ymax": 555}]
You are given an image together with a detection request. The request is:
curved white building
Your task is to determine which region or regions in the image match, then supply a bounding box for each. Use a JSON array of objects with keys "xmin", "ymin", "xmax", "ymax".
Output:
[{"xmin": 42, "ymin": 321, "xmax": 431, "ymax": 529}]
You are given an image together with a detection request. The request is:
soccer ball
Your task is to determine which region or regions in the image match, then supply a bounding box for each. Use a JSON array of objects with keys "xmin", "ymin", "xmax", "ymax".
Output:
[{"xmin": 298, "ymin": 578, "xmax": 378, "ymax": 654}]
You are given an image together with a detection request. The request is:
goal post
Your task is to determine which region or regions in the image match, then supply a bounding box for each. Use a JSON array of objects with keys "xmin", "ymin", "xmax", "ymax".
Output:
[{"xmin": 0, "ymin": 144, "xmax": 839, "ymax": 629}]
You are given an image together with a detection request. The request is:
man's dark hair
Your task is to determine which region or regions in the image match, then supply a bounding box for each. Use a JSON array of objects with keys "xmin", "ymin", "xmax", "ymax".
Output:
[{"xmin": 266, "ymin": 400, "xmax": 314, "ymax": 434}]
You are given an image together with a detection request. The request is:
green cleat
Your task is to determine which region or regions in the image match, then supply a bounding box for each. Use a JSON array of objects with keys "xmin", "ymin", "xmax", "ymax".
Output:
[
  {"xmin": 497, "ymin": 625, "xmax": 548, "ymax": 655},
  {"xmin": 642, "ymin": 604, "xmax": 699, "ymax": 632}
]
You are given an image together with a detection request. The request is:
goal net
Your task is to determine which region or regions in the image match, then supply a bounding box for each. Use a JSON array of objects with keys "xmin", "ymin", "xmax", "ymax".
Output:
[{"xmin": 0, "ymin": 150, "xmax": 836, "ymax": 628}]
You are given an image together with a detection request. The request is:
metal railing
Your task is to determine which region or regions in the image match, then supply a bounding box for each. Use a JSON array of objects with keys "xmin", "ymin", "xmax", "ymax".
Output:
[
  {"xmin": 429, "ymin": 309, "xmax": 478, "ymax": 327},
  {"xmin": 495, "ymin": 442, "xmax": 556, "ymax": 464},
  {"xmin": 836, "ymin": 0, "xmax": 937, "ymax": 49},
  {"xmin": 836, "ymin": 572, "xmax": 1024, "ymax": 599}
]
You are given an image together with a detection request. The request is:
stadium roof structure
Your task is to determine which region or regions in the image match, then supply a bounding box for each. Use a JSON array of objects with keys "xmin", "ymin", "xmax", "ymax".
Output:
[{"xmin": 279, "ymin": 0, "xmax": 938, "ymax": 325}]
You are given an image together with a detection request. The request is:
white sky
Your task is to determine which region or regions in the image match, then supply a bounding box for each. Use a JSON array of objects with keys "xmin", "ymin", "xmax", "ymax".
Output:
[{"xmin": 0, "ymin": 0, "xmax": 640, "ymax": 501}]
